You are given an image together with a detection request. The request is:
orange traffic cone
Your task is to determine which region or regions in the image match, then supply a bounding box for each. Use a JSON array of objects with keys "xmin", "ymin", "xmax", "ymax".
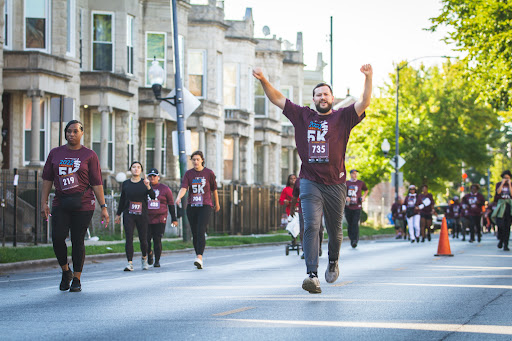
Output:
[{"xmin": 435, "ymin": 217, "xmax": 454, "ymax": 257}]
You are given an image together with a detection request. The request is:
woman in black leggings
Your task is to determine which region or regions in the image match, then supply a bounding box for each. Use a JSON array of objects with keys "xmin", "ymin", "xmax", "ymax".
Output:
[
  {"xmin": 115, "ymin": 161, "xmax": 155, "ymax": 271},
  {"xmin": 176, "ymin": 151, "xmax": 220, "ymax": 269},
  {"xmin": 41, "ymin": 120, "xmax": 109, "ymax": 292}
]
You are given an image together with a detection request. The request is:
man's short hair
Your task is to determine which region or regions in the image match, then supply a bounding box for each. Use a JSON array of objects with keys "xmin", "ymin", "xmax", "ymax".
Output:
[{"xmin": 313, "ymin": 83, "xmax": 333, "ymax": 97}]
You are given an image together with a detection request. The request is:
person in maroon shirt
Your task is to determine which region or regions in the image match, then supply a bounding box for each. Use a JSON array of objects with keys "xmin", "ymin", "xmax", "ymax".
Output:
[
  {"xmin": 391, "ymin": 197, "xmax": 405, "ymax": 239},
  {"xmin": 146, "ymin": 168, "xmax": 178, "ymax": 267},
  {"xmin": 418, "ymin": 185, "xmax": 435, "ymax": 242},
  {"xmin": 41, "ymin": 120, "xmax": 109, "ymax": 292},
  {"xmin": 345, "ymin": 169, "xmax": 368, "ymax": 248},
  {"xmin": 176, "ymin": 151, "xmax": 220, "ymax": 269},
  {"xmin": 494, "ymin": 170, "xmax": 512, "ymax": 251},
  {"xmin": 253, "ymin": 64, "xmax": 372, "ymax": 294},
  {"xmin": 446, "ymin": 196, "xmax": 462, "ymax": 239},
  {"xmin": 404, "ymin": 185, "xmax": 421, "ymax": 243},
  {"xmin": 280, "ymin": 174, "xmax": 298, "ymax": 216},
  {"xmin": 462, "ymin": 184, "xmax": 486, "ymax": 242}
]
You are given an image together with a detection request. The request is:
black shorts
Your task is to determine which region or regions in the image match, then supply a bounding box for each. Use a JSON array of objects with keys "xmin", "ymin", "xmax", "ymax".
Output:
[{"xmin": 421, "ymin": 214, "xmax": 433, "ymax": 220}]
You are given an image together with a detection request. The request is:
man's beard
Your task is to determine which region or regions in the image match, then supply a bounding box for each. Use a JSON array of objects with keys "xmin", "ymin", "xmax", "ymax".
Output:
[{"xmin": 315, "ymin": 102, "xmax": 332, "ymax": 113}]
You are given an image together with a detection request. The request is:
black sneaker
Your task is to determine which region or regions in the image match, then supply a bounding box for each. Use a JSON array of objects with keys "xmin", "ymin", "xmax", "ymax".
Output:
[
  {"xmin": 319, "ymin": 249, "xmax": 323, "ymax": 257},
  {"xmin": 411, "ymin": 239, "xmax": 415, "ymax": 243},
  {"xmin": 325, "ymin": 260, "xmax": 339, "ymax": 283},
  {"xmin": 498, "ymin": 240, "xmax": 503, "ymax": 249},
  {"xmin": 421, "ymin": 237, "xmax": 425, "ymax": 243},
  {"xmin": 154, "ymin": 260, "xmax": 161, "ymax": 267},
  {"xmin": 59, "ymin": 269, "xmax": 73, "ymax": 291},
  {"xmin": 148, "ymin": 251, "xmax": 154, "ymax": 265},
  {"xmin": 302, "ymin": 273, "xmax": 321, "ymax": 294},
  {"xmin": 427, "ymin": 234, "xmax": 431, "ymax": 242},
  {"xmin": 351, "ymin": 241, "xmax": 357, "ymax": 248},
  {"xmin": 504, "ymin": 246, "xmax": 510, "ymax": 251},
  {"xmin": 301, "ymin": 253, "xmax": 305, "ymax": 259},
  {"xmin": 69, "ymin": 277, "xmax": 81, "ymax": 292},
  {"xmin": 478, "ymin": 235, "xmax": 481, "ymax": 243}
]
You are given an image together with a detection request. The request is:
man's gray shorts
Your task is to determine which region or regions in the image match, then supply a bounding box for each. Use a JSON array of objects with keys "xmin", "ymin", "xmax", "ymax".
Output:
[{"xmin": 300, "ymin": 178, "xmax": 347, "ymax": 273}]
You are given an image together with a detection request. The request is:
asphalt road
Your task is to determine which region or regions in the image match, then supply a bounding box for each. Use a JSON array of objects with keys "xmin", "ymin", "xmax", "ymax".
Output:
[{"xmin": 1, "ymin": 233, "xmax": 511, "ymax": 340}]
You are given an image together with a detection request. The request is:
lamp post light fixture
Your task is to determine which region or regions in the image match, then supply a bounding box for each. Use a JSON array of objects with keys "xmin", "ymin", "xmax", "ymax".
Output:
[
  {"xmin": 148, "ymin": 0, "xmax": 190, "ymax": 242},
  {"xmin": 381, "ymin": 138, "xmax": 391, "ymax": 157}
]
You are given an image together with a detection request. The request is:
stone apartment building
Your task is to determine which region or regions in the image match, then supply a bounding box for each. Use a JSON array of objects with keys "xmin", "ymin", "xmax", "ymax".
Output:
[{"xmin": 0, "ymin": 0, "xmax": 326, "ymax": 187}]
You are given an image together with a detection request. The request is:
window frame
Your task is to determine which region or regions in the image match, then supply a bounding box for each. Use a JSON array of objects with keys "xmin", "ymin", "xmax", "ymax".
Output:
[
  {"xmin": 145, "ymin": 121, "xmax": 167, "ymax": 176},
  {"xmin": 23, "ymin": 96, "xmax": 49, "ymax": 166},
  {"xmin": 23, "ymin": 0, "xmax": 51, "ymax": 52},
  {"xmin": 91, "ymin": 111, "xmax": 115, "ymax": 171},
  {"xmin": 91, "ymin": 11, "xmax": 115, "ymax": 72},
  {"xmin": 126, "ymin": 15, "xmax": 134, "ymax": 75},
  {"xmin": 145, "ymin": 31, "xmax": 167, "ymax": 87},
  {"xmin": 66, "ymin": 0, "xmax": 76, "ymax": 56},
  {"xmin": 254, "ymin": 79, "xmax": 268, "ymax": 117},
  {"xmin": 280, "ymin": 85, "xmax": 294, "ymax": 125},
  {"xmin": 224, "ymin": 63, "xmax": 240, "ymax": 109},
  {"xmin": 4, "ymin": 0, "xmax": 12, "ymax": 50},
  {"xmin": 187, "ymin": 49, "xmax": 207, "ymax": 99}
]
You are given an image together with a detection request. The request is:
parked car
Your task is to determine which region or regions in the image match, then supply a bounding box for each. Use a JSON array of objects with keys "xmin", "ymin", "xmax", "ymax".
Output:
[{"xmin": 433, "ymin": 203, "xmax": 448, "ymax": 229}]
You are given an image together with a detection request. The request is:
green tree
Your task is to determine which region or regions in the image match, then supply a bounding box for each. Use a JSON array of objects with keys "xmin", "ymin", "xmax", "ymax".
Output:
[
  {"xmin": 347, "ymin": 61, "xmax": 501, "ymax": 196},
  {"xmin": 429, "ymin": 0, "xmax": 512, "ymax": 111}
]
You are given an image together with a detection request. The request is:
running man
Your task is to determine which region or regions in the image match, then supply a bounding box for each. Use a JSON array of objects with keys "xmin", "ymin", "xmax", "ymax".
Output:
[
  {"xmin": 345, "ymin": 169, "xmax": 368, "ymax": 248},
  {"xmin": 253, "ymin": 64, "xmax": 372, "ymax": 294},
  {"xmin": 462, "ymin": 184, "xmax": 485, "ymax": 243}
]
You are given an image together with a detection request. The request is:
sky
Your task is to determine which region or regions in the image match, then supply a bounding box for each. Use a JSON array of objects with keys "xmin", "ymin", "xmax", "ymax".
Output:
[{"xmin": 223, "ymin": 0, "xmax": 460, "ymax": 98}]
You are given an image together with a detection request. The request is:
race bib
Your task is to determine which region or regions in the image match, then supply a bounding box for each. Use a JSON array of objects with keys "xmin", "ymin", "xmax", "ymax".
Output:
[
  {"xmin": 422, "ymin": 197, "xmax": 431, "ymax": 207},
  {"xmin": 59, "ymin": 173, "xmax": 79, "ymax": 191},
  {"xmin": 191, "ymin": 194, "xmax": 203, "ymax": 207},
  {"xmin": 503, "ymin": 187, "xmax": 510, "ymax": 199},
  {"xmin": 148, "ymin": 200, "xmax": 160, "ymax": 210},
  {"xmin": 308, "ymin": 141, "xmax": 329, "ymax": 163},
  {"xmin": 129, "ymin": 201, "xmax": 143, "ymax": 215}
]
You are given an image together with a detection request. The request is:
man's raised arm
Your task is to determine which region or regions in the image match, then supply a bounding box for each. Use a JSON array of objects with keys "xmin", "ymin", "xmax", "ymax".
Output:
[
  {"xmin": 354, "ymin": 64, "xmax": 373, "ymax": 116},
  {"xmin": 252, "ymin": 68, "xmax": 286, "ymax": 110}
]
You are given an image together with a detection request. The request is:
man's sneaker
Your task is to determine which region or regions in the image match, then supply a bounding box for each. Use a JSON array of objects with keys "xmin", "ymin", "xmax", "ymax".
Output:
[
  {"xmin": 504, "ymin": 245, "xmax": 510, "ymax": 251},
  {"xmin": 498, "ymin": 240, "xmax": 503, "ymax": 249},
  {"xmin": 319, "ymin": 249, "xmax": 323, "ymax": 257},
  {"xmin": 351, "ymin": 241, "xmax": 357, "ymax": 249},
  {"xmin": 194, "ymin": 258, "xmax": 203, "ymax": 269},
  {"xmin": 325, "ymin": 260, "xmax": 339, "ymax": 283},
  {"xmin": 124, "ymin": 263, "xmax": 134, "ymax": 271},
  {"xmin": 154, "ymin": 260, "xmax": 161, "ymax": 268},
  {"xmin": 427, "ymin": 234, "xmax": 431, "ymax": 242},
  {"xmin": 302, "ymin": 273, "xmax": 321, "ymax": 294},
  {"xmin": 69, "ymin": 277, "xmax": 81, "ymax": 292},
  {"xmin": 142, "ymin": 257, "xmax": 149, "ymax": 270},
  {"xmin": 59, "ymin": 268, "xmax": 73, "ymax": 291},
  {"xmin": 301, "ymin": 253, "xmax": 305, "ymax": 259},
  {"xmin": 148, "ymin": 251, "xmax": 154, "ymax": 265}
]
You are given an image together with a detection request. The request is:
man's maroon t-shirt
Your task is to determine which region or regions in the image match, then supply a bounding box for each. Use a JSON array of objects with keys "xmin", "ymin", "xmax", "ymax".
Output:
[
  {"xmin": 418, "ymin": 193, "xmax": 435, "ymax": 215},
  {"xmin": 181, "ymin": 167, "xmax": 217, "ymax": 207},
  {"xmin": 282, "ymin": 100, "xmax": 365, "ymax": 185},
  {"xmin": 345, "ymin": 179, "xmax": 368, "ymax": 210},
  {"xmin": 494, "ymin": 181, "xmax": 512, "ymax": 201},
  {"xmin": 462, "ymin": 192, "xmax": 485, "ymax": 216},
  {"xmin": 148, "ymin": 183, "xmax": 175, "ymax": 224},
  {"xmin": 42, "ymin": 145, "xmax": 103, "ymax": 211},
  {"xmin": 446, "ymin": 203, "xmax": 461, "ymax": 219}
]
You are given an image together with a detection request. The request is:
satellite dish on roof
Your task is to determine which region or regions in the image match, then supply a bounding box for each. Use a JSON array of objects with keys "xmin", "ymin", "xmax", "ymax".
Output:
[{"xmin": 262, "ymin": 26, "xmax": 270, "ymax": 36}]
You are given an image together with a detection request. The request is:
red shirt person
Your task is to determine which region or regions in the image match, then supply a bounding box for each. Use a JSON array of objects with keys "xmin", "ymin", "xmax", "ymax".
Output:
[{"xmin": 280, "ymin": 174, "xmax": 299, "ymax": 216}]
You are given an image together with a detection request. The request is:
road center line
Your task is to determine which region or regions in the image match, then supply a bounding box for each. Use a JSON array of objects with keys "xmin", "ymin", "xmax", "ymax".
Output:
[{"xmin": 212, "ymin": 306, "xmax": 255, "ymax": 316}]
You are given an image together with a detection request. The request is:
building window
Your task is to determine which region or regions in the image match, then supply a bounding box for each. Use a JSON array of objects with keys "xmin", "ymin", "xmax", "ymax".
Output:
[
  {"xmin": 92, "ymin": 112, "xmax": 114, "ymax": 170},
  {"xmin": 146, "ymin": 32, "xmax": 166, "ymax": 86},
  {"xmin": 216, "ymin": 53, "xmax": 223, "ymax": 103},
  {"xmin": 280, "ymin": 86, "xmax": 293, "ymax": 125},
  {"xmin": 145, "ymin": 122, "xmax": 166, "ymax": 175},
  {"xmin": 24, "ymin": 98, "xmax": 47, "ymax": 163},
  {"xmin": 92, "ymin": 12, "xmax": 114, "ymax": 71},
  {"xmin": 79, "ymin": 9, "xmax": 84, "ymax": 69},
  {"xmin": 127, "ymin": 114, "xmax": 135, "ymax": 170},
  {"xmin": 188, "ymin": 50, "xmax": 206, "ymax": 98},
  {"xmin": 254, "ymin": 80, "xmax": 267, "ymax": 116},
  {"xmin": 24, "ymin": 0, "xmax": 50, "ymax": 51},
  {"xmin": 223, "ymin": 137, "xmax": 233, "ymax": 181},
  {"xmin": 126, "ymin": 15, "xmax": 134, "ymax": 75},
  {"xmin": 66, "ymin": 0, "xmax": 76, "ymax": 56},
  {"xmin": 4, "ymin": 0, "xmax": 12, "ymax": 50},
  {"xmin": 254, "ymin": 144, "xmax": 263, "ymax": 184},
  {"xmin": 224, "ymin": 63, "xmax": 239, "ymax": 108},
  {"xmin": 281, "ymin": 148, "xmax": 289, "ymax": 185}
]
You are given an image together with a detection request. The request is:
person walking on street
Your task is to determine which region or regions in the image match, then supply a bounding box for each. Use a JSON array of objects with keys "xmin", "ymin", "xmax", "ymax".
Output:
[
  {"xmin": 404, "ymin": 185, "xmax": 421, "ymax": 243},
  {"xmin": 418, "ymin": 185, "xmax": 435, "ymax": 242},
  {"xmin": 493, "ymin": 170, "xmax": 512, "ymax": 251},
  {"xmin": 391, "ymin": 197, "xmax": 406, "ymax": 239},
  {"xmin": 175, "ymin": 151, "xmax": 221, "ymax": 269},
  {"xmin": 253, "ymin": 64, "xmax": 372, "ymax": 294},
  {"xmin": 290, "ymin": 178, "xmax": 324, "ymax": 259},
  {"xmin": 41, "ymin": 120, "xmax": 109, "ymax": 292},
  {"xmin": 146, "ymin": 168, "xmax": 178, "ymax": 267},
  {"xmin": 115, "ymin": 162, "xmax": 155, "ymax": 271},
  {"xmin": 462, "ymin": 184, "xmax": 486, "ymax": 243},
  {"xmin": 345, "ymin": 169, "xmax": 368, "ymax": 248},
  {"xmin": 446, "ymin": 196, "xmax": 462, "ymax": 239},
  {"xmin": 280, "ymin": 174, "xmax": 298, "ymax": 217}
]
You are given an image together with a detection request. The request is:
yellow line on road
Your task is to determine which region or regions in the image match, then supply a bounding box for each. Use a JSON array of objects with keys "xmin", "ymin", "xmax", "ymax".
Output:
[
  {"xmin": 222, "ymin": 319, "xmax": 512, "ymax": 335},
  {"xmin": 212, "ymin": 306, "xmax": 255, "ymax": 316},
  {"xmin": 332, "ymin": 281, "xmax": 353, "ymax": 287},
  {"xmin": 377, "ymin": 282, "xmax": 512, "ymax": 290}
]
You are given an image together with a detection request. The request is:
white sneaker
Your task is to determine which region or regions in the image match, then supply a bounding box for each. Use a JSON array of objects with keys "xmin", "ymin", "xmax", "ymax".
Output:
[
  {"xmin": 124, "ymin": 262, "xmax": 134, "ymax": 271},
  {"xmin": 142, "ymin": 257, "xmax": 149, "ymax": 270},
  {"xmin": 194, "ymin": 258, "xmax": 203, "ymax": 269}
]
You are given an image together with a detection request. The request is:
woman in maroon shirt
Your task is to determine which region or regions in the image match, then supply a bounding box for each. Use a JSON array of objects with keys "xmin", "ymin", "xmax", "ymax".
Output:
[
  {"xmin": 418, "ymin": 185, "xmax": 435, "ymax": 242},
  {"xmin": 495, "ymin": 170, "xmax": 512, "ymax": 251},
  {"xmin": 176, "ymin": 151, "xmax": 220, "ymax": 269},
  {"xmin": 41, "ymin": 120, "xmax": 109, "ymax": 292}
]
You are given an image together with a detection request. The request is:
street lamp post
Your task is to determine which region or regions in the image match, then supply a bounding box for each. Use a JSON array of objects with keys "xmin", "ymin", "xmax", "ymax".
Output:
[
  {"xmin": 149, "ymin": 0, "xmax": 190, "ymax": 242},
  {"xmin": 394, "ymin": 55, "xmax": 455, "ymax": 202}
]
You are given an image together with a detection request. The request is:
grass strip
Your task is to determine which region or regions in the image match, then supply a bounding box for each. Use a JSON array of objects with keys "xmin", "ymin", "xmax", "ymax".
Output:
[{"xmin": 0, "ymin": 225, "xmax": 394, "ymax": 264}]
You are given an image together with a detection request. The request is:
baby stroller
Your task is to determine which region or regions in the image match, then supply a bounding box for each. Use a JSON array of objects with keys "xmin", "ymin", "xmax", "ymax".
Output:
[{"xmin": 285, "ymin": 214, "xmax": 301, "ymax": 255}]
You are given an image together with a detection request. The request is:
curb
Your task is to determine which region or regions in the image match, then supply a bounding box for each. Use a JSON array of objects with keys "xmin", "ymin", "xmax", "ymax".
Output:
[{"xmin": 0, "ymin": 234, "xmax": 395, "ymax": 273}]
